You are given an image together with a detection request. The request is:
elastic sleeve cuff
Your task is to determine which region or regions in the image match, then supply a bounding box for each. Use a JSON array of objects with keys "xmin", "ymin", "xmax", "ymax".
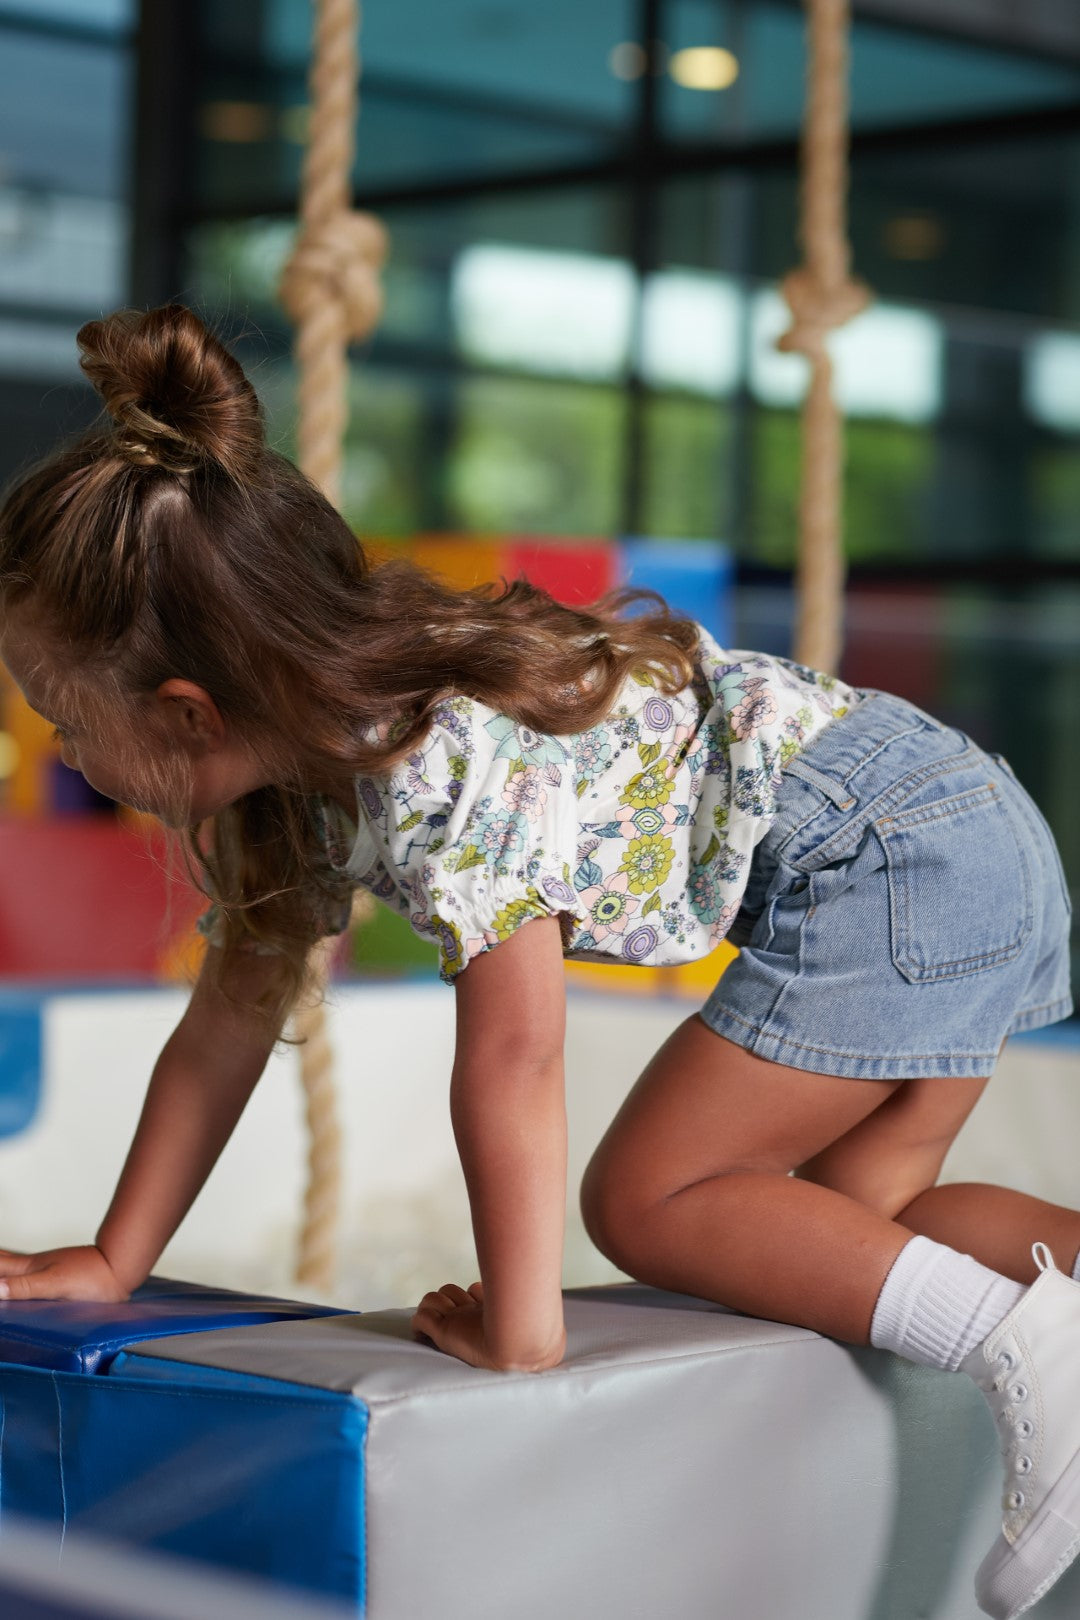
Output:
[{"xmin": 430, "ymin": 870, "xmax": 583, "ymax": 986}]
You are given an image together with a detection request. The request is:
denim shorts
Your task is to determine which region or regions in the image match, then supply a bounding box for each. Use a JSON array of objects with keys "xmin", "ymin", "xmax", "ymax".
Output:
[{"xmin": 699, "ymin": 689, "xmax": 1074, "ymax": 1080}]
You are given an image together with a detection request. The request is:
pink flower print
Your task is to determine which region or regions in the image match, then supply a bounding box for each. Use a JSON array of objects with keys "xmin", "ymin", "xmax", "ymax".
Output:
[
  {"xmin": 502, "ymin": 765, "xmax": 548, "ymax": 822},
  {"xmin": 465, "ymin": 930, "xmax": 501, "ymax": 963},
  {"xmin": 615, "ymin": 799, "xmax": 679, "ymax": 840},
  {"xmin": 729, "ymin": 688, "xmax": 778, "ymax": 740},
  {"xmin": 708, "ymin": 901, "xmax": 740, "ymax": 947},
  {"xmin": 576, "ymin": 871, "xmax": 641, "ymax": 941}
]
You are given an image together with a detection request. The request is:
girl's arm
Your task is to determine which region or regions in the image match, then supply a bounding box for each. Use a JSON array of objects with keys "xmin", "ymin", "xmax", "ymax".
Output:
[
  {"xmin": 412, "ymin": 914, "xmax": 569, "ymax": 1372},
  {"xmin": 0, "ymin": 946, "xmax": 285, "ymax": 1302}
]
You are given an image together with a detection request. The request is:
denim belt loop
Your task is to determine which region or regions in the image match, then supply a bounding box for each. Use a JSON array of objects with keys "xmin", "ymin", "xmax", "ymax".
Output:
[{"xmin": 781, "ymin": 754, "xmax": 857, "ymax": 811}]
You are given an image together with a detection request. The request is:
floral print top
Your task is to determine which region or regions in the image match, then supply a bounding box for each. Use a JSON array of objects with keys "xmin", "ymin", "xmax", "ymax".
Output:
[{"xmin": 288, "ymin": 625, "xmax": 867, "ymax": 985}]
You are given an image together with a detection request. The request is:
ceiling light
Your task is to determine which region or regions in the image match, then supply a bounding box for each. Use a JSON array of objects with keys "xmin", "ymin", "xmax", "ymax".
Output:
[
  {"xmin": 199, "ymin": 102, "xmax": 274, "ymax": 144},
  {"xmin": 669, "ymin": 46, "xmax": 739, "ymax": 91},
  {"xmin": 609, "ymin": 41, "xmax": 647, "ymax": 81},
  {"xmin": 883, "ymin": 214, "xmax": 945, "ymax": 262}
]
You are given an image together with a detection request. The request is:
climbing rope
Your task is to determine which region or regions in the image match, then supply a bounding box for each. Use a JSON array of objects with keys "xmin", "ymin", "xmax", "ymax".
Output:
[
  {"xmin": 778, "ymin": 0, "xmax": 871, "ymax": 674},
  {"xmin": 276, "ymin": 0, "xmax": 388, "ymax": 1291}
]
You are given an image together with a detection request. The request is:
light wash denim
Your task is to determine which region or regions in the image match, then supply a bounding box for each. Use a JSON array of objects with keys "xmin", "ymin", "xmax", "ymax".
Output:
[{"xmin": 700, "ymin": 689, "xmax": 1074, "ymax": 1079}]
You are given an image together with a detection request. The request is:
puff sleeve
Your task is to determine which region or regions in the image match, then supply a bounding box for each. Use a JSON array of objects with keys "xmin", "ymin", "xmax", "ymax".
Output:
[{"xmin": 360, "ymin": 697, "xmax": 584, "ymax": 984}]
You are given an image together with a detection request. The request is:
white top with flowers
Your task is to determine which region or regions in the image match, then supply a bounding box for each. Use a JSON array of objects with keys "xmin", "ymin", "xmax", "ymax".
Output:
[{"xmin": 304, "ymin": 625, "xmax": 867, "ymax": 985}]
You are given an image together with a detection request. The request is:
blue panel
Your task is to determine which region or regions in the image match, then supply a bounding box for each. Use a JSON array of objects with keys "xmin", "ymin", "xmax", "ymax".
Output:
[
  {"xmin": 0, "ymin": 1363, "xmax": 367, "ymax": 1605},
  {"xmin": 0, "ymin": 1276, "xmax": 347, "ymax": 1375},
  {"xmin": 617, "ymin": 537, "xmax": 735, "ymax": 648},
  {"xmin": 0, "ymin": 992, "xmax": 43, "ymax": 1139}
]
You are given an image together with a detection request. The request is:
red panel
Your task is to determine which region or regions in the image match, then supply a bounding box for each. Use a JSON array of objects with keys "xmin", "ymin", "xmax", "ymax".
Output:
[
  {"xmin": 504, "ymin": 539, "xmax": 619, "ymax": 607},
  {"xmin": 839, "ymin": 582, "xmax": 944, "ymax": 710},
  {"xmin": 0, "ymin": 819, "xmax": 204, "ymax": 978}
]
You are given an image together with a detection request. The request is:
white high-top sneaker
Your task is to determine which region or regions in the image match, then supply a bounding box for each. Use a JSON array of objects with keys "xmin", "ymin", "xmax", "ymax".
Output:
[{"xmin": 960, "ymin": 1242, "xmax": 1080, "ymax": 1618}]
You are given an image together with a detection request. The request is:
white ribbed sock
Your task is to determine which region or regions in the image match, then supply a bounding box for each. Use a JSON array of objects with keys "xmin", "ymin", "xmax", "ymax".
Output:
[
  {"xmin": 1071, "ymin": 1246, "xmax": 1080, "ymax": 1284},
  {"xmin": 870, "ymin": 1235, "xmax": 1025, "ymax": 1371}
]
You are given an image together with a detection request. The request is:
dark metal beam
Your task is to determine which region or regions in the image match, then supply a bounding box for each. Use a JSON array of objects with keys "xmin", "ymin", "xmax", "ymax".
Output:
[
  {"xmin": 178, "ymin": 97, "xmax": 1080, "ymax": 226},
  {"xmin": 131, "ymin": 0, "xmax": 199, "ymax": 307}
]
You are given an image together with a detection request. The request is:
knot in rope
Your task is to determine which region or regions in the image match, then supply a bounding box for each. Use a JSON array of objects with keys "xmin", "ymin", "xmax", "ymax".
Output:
[
  {"xmin": 776, "ymin": 265, "xmax": 871, "ymax": 363},
  {"xmin": 278, "ymin": 210, "xmax": 389, "ymax": 341}
]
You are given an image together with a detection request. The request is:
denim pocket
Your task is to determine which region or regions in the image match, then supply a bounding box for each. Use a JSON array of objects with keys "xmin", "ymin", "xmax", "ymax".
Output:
[{"xmin": 875, "ymin": 781, "xmax": 1034, "ymax": 983}]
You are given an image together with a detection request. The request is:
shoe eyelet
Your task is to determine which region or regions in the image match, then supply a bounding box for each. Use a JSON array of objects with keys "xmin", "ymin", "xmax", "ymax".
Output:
[
  {"xmin": 1017, "ymin": 1420, "xmax": 1034, "ymax": 1440},
  {"xmin": 1005, "ymin": 1491, "xmax": 1025, "ymax": 1511},
  {"xmin": 997, "ymin": 1350, "xmax": 1016, "ymax": 1370},
  {"xmin": 1009, "ymin": 1383, "xmax": 1028, "ymax": 1402},
  {"xmin": 1016, "ymin": 1456, "xmax": 1033, "ymax": 1475}
]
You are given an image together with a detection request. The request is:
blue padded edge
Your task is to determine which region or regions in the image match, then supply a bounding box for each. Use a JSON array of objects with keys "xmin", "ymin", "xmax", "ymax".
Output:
[
  {"xmin": 0, "ymin": 1276, "xmax": 348, "ymax": 1376},
  {"xmin": 0, "ymin": 1361, "xmax": 367, "ymax": 1606},
  {"xmin": 0, "ymin": 991, "xmax": 43, "ymax": 1139}
]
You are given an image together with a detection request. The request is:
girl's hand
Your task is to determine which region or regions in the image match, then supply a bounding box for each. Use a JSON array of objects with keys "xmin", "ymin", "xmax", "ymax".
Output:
[
  {"xmin": 412, "ymin": 1280, "xmax": 565, "ymax": 1373},
  {"xmin": 0, "ymin": 1244, "xmax": 131, "ymax": 1303}
]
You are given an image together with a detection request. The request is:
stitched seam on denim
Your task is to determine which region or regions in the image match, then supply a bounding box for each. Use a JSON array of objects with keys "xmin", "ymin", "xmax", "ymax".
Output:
[
  {"xmin": 783, "ymin": 748, "xmax": 987, "ymax": 870},
  {"xmin": 1009, "ymin": 996, "xmax": 1074, "ymax": 1026},
  {"xmin": 703, "ymin": 1003, "xmax": 999, "ymax": 1065},
  {"xmin": 876, "ymin": 782, "xmax": 1000, "ymax": 832}
]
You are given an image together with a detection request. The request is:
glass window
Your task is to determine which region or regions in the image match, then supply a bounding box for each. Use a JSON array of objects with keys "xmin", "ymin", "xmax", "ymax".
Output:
[{"xmin": 447, "ymin": 375, "xmax": 626, "ymax": 535}]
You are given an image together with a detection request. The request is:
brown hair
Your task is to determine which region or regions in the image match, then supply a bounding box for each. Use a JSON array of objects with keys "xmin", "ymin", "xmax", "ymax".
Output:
[{"xmin": 0, "ymin": 302, "xmax": 702, "ymax": 1028}]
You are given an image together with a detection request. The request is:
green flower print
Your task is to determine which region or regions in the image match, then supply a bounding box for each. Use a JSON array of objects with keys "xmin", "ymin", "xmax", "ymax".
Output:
[
  {"xmin": 491, "ymin": 893, "xmax": 548, "ymax": 940},
  {"xmin": 623, "ymin": 764, "xmax": 674, "ymax": 810},
  {"xmin": 619, "ymin": 833, "xmax": 675, "ymax": 894}
]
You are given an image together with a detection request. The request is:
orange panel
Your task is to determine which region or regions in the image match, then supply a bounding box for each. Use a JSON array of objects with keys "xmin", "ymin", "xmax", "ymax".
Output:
[
  {"xmin": 410, "ymin": 536, "xmax": 503, "ymax": 592},
  {"xmin": 359, "ymin": 536, "xmax": 410, "ymax": 570}
]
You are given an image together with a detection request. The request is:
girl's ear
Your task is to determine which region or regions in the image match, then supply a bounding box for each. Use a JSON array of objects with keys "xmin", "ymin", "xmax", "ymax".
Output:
[{"xmin": 153, "ymin": 678, "xmax": 227, "ymax": 751}]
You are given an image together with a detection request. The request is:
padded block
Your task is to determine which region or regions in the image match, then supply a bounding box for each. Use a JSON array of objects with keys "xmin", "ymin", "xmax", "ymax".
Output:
[
  {"xmin": 100, "ymin": 1282, "xmax": 1080, "ymax": 1620},
  {"xmin": 0, "ymin": 1515, "xmax": 354, "ymax": 1620},
  {"xmin": 0, "ymin": 1364, "xmax": 364, "ymax": 1600},
  {"xmin": 0, "ymin": 1275, "xmax": 346, "ymax": 1374}
]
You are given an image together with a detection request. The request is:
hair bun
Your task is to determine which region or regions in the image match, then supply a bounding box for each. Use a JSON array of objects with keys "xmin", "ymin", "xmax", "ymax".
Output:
[{"xmin": 76, "ymin": 302, "xmax": 265, "ymax": 481}]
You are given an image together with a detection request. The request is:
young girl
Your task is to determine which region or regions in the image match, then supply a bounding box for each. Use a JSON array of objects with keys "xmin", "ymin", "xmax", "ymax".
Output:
[{"xmin": 0, "ymin": 302, "xmax": 1075, "ymax": 1620}]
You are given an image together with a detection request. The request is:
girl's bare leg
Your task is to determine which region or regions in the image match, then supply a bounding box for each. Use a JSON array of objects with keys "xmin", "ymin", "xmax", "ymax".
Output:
[
  {"xmin": 894, "ymin": 1184, "xmax": 1080, "ymax": 1285},
  {"xmin": 790, "ymin": 1067, "xmax": 1080, "ymax": 1285},
  {"xmin": 581, "ymin": 1016, "xmax": 929, "ymax": 1346}
]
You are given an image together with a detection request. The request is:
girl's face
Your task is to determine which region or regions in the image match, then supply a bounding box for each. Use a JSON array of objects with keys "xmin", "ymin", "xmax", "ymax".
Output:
[{"xmin": 0, "ymin": 611, "xmax": 271, "ymax": 827}]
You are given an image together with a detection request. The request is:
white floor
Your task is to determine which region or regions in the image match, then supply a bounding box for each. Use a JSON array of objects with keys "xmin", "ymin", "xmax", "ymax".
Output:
[{"xmin": 0, "ymin": 982, "xmax": 1076, "ymax": 1311}]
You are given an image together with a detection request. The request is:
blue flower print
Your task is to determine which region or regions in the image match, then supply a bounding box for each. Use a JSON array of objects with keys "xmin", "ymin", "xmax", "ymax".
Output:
[
  {"xmin": 484, "ymin": 714, "xmax": 571, "ymax": 770},
  {"xmin": 471, "ymin": 809, "xmax": 527, "ymax": 867},
  {"xmin": 574, "ymin": 731, "xmax": 613, "ymax": 781}
]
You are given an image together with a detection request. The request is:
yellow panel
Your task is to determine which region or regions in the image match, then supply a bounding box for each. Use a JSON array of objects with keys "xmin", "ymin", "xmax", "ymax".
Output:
[
  {"xmin": 565, "ymin": 961, "xmax": 661, "ymax": 996},
  {"xmin": 565, "ymin": 943, "xmax": 738, "ymax": 1000},
  {"xmin": 3, "ymin": 681, "xmax": 58, "ymax": 817},
  {"xmin": 656, "ymin": 942, "xmax": 738, "ymax": 998}
]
